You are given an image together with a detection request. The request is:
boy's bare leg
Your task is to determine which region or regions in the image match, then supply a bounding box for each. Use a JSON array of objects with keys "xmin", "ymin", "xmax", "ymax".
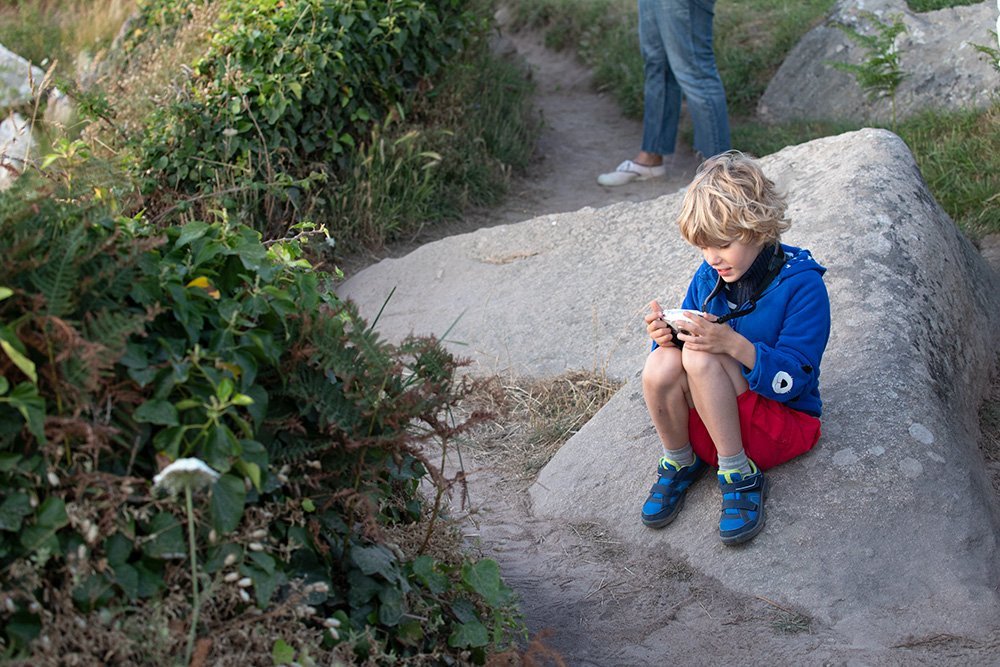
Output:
[
  {"xmin": 681, "ymin": 349, "xmax": 748, "ymax": 458},
  {"xmin": 642, "ymin": 346, "xmax": 692, "ymax": 450}
]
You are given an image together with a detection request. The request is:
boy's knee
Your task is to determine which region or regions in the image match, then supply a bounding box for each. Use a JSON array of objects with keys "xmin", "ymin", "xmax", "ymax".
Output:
[
  {"xmin": 681, "ymin": 347, "xmax": 722, "ymax": 377},
  {"xmin": 643, "ymin": 347, "xmax": 683, "ymax": 390}
]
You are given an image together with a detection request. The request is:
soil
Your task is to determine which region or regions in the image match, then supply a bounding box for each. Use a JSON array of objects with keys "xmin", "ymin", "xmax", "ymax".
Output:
[{"xmin": 344, "ymin": 20, "xmax": 1000, "ymax": 667}]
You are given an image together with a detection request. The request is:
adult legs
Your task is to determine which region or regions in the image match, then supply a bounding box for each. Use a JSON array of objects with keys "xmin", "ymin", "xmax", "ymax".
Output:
[
  {"xmin": 649, "ymin": 0, "xmax": 731, "ymax": 159},
  {"xmin": 638, "ymin": 0, "xmax": 684, "ymax": 162}
]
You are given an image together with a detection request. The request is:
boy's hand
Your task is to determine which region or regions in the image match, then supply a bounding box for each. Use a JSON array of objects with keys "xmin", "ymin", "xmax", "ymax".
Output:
[
  {"xmin": 675, "ymin": 311, "xmax": 727, "ymax": 351},
  {"xmin": 645, "ymin": 300, "xmax": 677, "ymax": 348},
  {"xmin": 678, "ymin": 312, "xmax": 757, "ymax": 369}
]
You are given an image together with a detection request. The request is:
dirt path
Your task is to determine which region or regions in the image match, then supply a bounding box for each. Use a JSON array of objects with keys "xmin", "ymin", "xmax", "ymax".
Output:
[
  {"xmin": 337, "ymin": 16, "xmax": 700, "ymax": 277},
  {"xmin": 347, "ymin": 19, "xmax": 1000, "ymax": 666}
]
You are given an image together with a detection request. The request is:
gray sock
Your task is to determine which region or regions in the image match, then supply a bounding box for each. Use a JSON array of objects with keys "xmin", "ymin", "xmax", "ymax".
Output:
[
  {"xmin": 662, "ymin": 442, "xmax": 695, "ymax": 468},
  {"xmin": 717, "ymin": 450, "xmax": 753, "ymax": 476}
]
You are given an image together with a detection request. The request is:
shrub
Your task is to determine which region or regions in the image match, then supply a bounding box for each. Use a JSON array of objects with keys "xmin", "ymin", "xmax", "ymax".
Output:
[
  {"xmin": 0, "ymin": 170, "xmax": 521, "ymax": 663},
  {"xmin": 129, "ymin": 0, "xmax": 483, "ymax": 238}
]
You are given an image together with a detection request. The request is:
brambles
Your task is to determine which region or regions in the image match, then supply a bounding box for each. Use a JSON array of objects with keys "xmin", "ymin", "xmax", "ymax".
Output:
[{"xmin": 0, "ymin": 168, "xmax": 523, "ymax": 663}]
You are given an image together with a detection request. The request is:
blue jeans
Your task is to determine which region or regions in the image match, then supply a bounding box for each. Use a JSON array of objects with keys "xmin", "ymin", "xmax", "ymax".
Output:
[{"xmin": 638, "ymin": 0, "xmax": 731, "ymax": 159}]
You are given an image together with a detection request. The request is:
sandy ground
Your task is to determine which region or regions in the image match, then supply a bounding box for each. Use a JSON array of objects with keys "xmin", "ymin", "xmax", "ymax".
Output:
[{"xmin": 345, "ymin": 20, "xmax": 1000, "ymax": 667}]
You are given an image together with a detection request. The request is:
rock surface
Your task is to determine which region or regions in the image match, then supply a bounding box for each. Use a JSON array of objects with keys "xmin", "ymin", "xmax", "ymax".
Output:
[
  {"xmin": 758, "ymin": 0, "xmax": 999, "ymax": 123},
  {"xmin": 0, "ymin": 113, "xmax": 35, "ymax": 191},
  {"xmin": 339, "ymin": 128, "xmax": 1000, "ymax": 648},
  {"xmin": 0, "ymin": 42, "xmax": 46, "ymax": 109}
]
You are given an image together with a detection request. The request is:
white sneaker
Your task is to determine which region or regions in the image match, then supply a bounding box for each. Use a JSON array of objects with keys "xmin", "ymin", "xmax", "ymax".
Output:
[{"xmin": 597, "ymin": 159, "xmax": 667, "ymax": 186}]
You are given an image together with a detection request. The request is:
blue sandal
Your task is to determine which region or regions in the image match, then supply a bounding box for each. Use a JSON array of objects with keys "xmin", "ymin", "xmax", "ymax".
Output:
[
  {"xmin": 717, "ymin": 461, "xmax": 768, "ymax": 545},
  {"xmin": 641, "ymin": 457, "xmax": 707, "ymax": 528}
]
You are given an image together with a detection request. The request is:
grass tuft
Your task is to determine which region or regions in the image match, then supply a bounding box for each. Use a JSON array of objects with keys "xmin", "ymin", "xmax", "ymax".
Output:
[
  {"xmin": 461, "ymin": 370, "xmax": 622, "ymax": 491},
  {"xmin": 0, "ymin": 0, "xmax": 135, "ymax": 77},
  {"xmin": 906, "ymin": 0, "xmax": 983, "ymax": 11}
]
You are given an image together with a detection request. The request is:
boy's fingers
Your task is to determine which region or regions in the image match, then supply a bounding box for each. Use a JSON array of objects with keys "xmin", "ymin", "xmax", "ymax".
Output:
[{"xmin": 649, "ymin": 299, "xmax": 662, "ymax": 315}]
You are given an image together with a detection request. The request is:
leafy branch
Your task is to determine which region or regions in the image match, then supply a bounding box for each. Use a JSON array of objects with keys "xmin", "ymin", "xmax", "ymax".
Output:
[{"xmin": 829, "ymin": 11, "xmax": 909, "ymax": 129}]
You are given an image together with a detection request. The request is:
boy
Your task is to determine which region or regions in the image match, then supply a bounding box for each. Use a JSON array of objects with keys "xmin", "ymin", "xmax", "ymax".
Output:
[{"xmin": 640, "ymin": 151, "xmax": 830, "ymax": 544}]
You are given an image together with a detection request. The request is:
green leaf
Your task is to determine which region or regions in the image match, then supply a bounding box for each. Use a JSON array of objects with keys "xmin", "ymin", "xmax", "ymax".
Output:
[
  {"xmin": 0, "ymin": 452, "xmax": 21, "ymax": 471},
  {"xmin": 347, "ymin": 570, "xmax": 380, "ymax": 607},
  {"xmin": 153, "ymin": 426, "xmax": 185, "ymax": 459},
  {"xmin": 218, "ymin": 378, "xmax": 234, "ymax": 403},
  {"xmin": 249, "ymin": 551, "xmax": 275, "ymax": 575},
  {"xmin": 351, "ymin": 544, "xmax": 395, "ymax": 578},
  {"xmin": 0, "ymin": 286, "xmax": 12, "ymax": 301},
  {"xmin": 21, "ymin": 524, "xmax": 61, "ymax": 556},
  {"xmin": 5, "ymin": 382, "xmax": 45, "ymax": 440},
  {"xmin": 175, "ymin": 221, "xmax": 211, "ymax": 248},
  {"xmin": 210, "ymin": 473, "xmax": 246, "ymax": 534},
  {"xmin": 461, "ymin": 559, "xmax": 510, "ymax": 607},
  {"xmin": 235, "ymin": 459, "xmax": 261, "ymax": 492},
  {"xmin": 142, "ymin": 513, "xmax": 186, "ymax": 559},
  {"xmin": 203, "ymin": 425, "xmax": 238, "ymax": 471},
  {"xmin": 395, "ymin": 619, "xmax": 424, "ymax": 646},
  {"xmin": 134, "ymin": 560, "xmax": 166, "ymax": 598},
  {"xmin": 36, "ymin": 496, "xmax": 68, "ymax": 528},
  {"xmin": 412, "ymin": 555, "xmax": 449, "ymax": 595},
  {"xmin": 247, "ymin": 563, "xmax": 286, "ymax": 607},
  {"xmin": 0, "ymin": 492, "xmax": 32, "ymax": 531},
  {"xmin": 231, "ymin": 392, "xmax": 254, "ymax": 406},
  {"xmin": 378, "ymin": 586, "xmax": 405, "ymax": 626},
  {"xmin": 271, "ymin": 638, "xmax": 295, "ymax": 665},
  {"xmin": 105, "ymin": 532, "xmax": 134, "ymax": 566},
  {"xmin": 6, "ymin": 610, "xmax": 41, "ymax": 647},
  {"xmin": 0, "ymin": 338, "xmax": 37, "ymax": 384},
  {"xmin": 448, "ymin": 620, "xmax": 489, "ymax": 648},
  {"xmin": 134, "ymin": 399, "xmax": 179, "ymax": 426},
  {"xmin": 113, "ymin": 562, "xmax": 140, "ymax": 601}
]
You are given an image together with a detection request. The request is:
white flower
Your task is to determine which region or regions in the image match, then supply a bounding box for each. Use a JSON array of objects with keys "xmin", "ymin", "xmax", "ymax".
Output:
[
  {"xmin": 222, "ymin": 128, "xmax": 238, "ymax": 137},
  {"xmin": 152, "ymin": 458, "xmax": 220, "ymax": 494}
]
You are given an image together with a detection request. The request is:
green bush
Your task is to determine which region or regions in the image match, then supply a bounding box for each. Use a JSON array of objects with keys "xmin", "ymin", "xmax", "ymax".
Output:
[
  {"xmin": 130, "ymin": 0, "xmax": 483, "ymax": 238},
  {"xmin": 0, "ymin": 172, "xmax": 520, "ymax": 663}
]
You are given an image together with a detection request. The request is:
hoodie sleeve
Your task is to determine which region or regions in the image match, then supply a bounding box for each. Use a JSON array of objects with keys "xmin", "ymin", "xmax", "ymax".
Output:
[{"xmin": 742, "ymin": 271, "xmax": 830, "ymax": 404}]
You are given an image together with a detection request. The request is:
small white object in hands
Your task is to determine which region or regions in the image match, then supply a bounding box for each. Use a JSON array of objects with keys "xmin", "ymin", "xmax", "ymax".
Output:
[{"xmin": 659, "ymin": 308, "xmax": 705, "ymax": 327}]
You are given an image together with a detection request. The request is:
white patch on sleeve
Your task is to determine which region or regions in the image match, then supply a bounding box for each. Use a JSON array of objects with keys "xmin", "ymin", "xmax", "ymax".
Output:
[{"xmin": 772, "ymin": 371, "xmax": 793, "ymax": 394}]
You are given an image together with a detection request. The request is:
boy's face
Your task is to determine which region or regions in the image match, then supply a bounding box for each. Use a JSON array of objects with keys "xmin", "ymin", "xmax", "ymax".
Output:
[{"xmin": 698, "ymin": 239, "xmax": 766, "ymax": 282}]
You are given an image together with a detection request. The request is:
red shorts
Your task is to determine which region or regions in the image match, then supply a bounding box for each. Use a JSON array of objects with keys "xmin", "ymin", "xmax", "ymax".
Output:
[{"xmin": 688, "ymin": 391, "xmax": 821, "ymax": 470}]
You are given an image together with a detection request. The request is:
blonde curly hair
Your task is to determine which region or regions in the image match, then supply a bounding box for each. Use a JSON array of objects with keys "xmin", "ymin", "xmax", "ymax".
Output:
[{"xmin": 677, "ymin": 151, "xmax": 790, "ymax": 247}]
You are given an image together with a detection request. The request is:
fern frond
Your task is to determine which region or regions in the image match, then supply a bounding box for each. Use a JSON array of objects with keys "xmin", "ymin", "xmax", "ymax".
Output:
[
  {"xmin": 30, "ymin": 224, "xmax": 86, "ymax": 318},
  {"xmin": 83, "ymin": 308, "xmax": 147, "ymax": 360}
]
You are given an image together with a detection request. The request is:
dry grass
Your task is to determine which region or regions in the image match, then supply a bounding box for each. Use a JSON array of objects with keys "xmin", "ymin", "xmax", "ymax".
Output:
[
  {"xmin": 95, "ymin": 2, "xmax": 223, "ymax": 138},
  {"xmin": 459, "ymin": 369, "xmax": 622, "ymax": 492},
  {"xmin": 0, "ymin": 0, "xmax": 135, "ymax": 71}
]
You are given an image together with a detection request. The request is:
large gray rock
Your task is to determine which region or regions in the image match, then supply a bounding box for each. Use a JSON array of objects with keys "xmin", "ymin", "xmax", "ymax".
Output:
[
  {"xmin": 0, "ymin": 43, "xmax": 46, "ymax": 109},
  {"xmin": 0, "ymin": 113, "xmax": 35, "ymax": 191},
  {"xmin": 338, "ymin": 128, "xmax": 1000, "ymax": 647},
  {"xmin": 758, "ymin": 0, "xmax": 999, "ymax": 124}
]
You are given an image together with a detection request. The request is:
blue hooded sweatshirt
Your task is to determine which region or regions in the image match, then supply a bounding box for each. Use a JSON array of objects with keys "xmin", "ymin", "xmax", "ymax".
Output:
[{"xmin": 670, "ymin": 243, "xmax": 830, "ymax": 417}]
